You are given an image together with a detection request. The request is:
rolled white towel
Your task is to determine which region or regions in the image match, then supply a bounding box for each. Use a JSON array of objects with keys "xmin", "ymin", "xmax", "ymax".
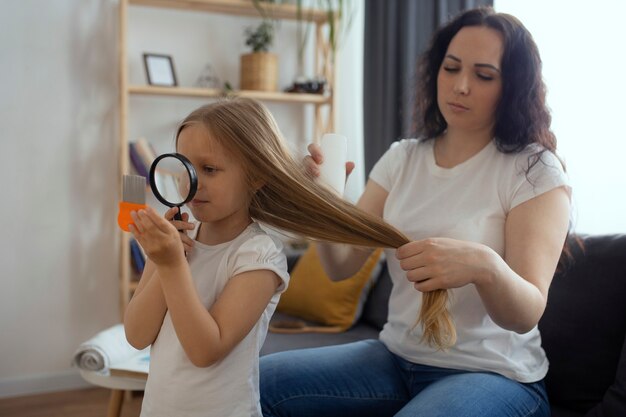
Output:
[{"xmin": 73, "ymin": 324, "xmax": 141, "ymax": 372}]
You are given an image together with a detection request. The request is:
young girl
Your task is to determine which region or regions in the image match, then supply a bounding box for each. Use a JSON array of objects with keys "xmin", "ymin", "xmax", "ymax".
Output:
[{"xmin": 123, "ymin": 97, "xmax": 410, "ymax": 417}]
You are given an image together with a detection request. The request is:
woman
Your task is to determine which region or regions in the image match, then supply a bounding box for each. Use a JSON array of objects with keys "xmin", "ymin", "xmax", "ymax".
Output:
[{"xmin": 260, "ymin": 7, "xmax": 570, "ymax": 417}]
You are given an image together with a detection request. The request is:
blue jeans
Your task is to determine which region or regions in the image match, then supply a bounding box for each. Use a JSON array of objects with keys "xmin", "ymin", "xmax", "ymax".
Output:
[{"xmin": 260, "ymin": 339, "xmax": 550, "ymax": 417}]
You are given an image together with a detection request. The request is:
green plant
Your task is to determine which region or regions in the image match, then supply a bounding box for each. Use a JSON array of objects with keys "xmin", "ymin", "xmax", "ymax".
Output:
[
  {"xmin": 253, "ymin": 0, "xmax": 354, "ymax": 72},
  {"xmin": 245, "ymin": 20, "xmax": 275, "ymax": 53},
  {"xmin": 311, "ymin": 0, "xmax": 355, "ymax": 56}
]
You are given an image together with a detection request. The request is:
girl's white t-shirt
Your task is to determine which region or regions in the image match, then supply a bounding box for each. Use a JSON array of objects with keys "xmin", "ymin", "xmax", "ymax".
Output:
[
  {"xmin": 140, "ymin": 222, "xmax": 289, "ymax": 417},
  {"xmin": 369, "ymin": 138, "xmax": 570, "ymax": 383}
]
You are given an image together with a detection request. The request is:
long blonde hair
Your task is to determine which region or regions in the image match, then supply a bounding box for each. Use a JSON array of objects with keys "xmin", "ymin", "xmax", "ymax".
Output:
[{"xmin": 176, "ymin": 97, "xmax": 455, "ymax": 349}]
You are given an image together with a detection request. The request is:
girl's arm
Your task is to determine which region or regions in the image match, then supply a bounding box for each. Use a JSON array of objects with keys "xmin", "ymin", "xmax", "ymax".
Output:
[
  {"xmin": 130, "ymin": 207, "xmax": 281, "ymax": 367},
  {"xmin": 316, "ymin": 179, "xmax": 389, "ymax": 281},
  {"xmin": 158, "ymin": 261, "xmax": 280, "ymax": 367},
  {"xmin": 398, "ymin": 186, "xmax": 571, "ymax": 333},
  {"xmin": 123, "ymin": 258, "xmax": 167, "ymax": 349},
  {"xmin": 124, "ymin": 208, "xmax": 195, "ymax": 349}
]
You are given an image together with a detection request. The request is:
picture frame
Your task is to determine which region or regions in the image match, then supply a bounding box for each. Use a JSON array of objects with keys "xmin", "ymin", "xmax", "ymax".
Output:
[{"xmin": 143, "ymin": 53, "xmax": 177, "ymax": 87}]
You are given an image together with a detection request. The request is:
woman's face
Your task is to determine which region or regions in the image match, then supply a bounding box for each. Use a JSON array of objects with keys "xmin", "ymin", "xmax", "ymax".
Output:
[{"xmin": 437, "ymin": 26, "xmax": 504, "ymax": 135}]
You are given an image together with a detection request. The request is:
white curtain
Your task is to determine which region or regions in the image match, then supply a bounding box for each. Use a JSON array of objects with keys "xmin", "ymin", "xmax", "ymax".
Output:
[{"xmin": 496, "ymin": 0, "xmax": 626, "ymax": 234}]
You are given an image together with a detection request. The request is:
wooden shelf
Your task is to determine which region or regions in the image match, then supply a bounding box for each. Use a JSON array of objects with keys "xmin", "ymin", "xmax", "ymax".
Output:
[
  {"xmin": 129, "ymin": 0, "xmax": 328, "ymax": 23},
  {"xmin": 128, "ymin": 85, "xmax": 331, "ymax": 104}
]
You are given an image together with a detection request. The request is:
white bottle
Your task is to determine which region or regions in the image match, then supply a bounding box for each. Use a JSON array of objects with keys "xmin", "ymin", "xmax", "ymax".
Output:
[{"xmin": 318, "ymin": 133, "xmax": 348, "ymax": 196}]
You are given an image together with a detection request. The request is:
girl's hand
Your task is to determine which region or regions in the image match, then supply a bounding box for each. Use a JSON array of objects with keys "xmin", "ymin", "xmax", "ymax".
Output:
[
  {"xmin": 396, "ymin": 238, "xmax": 498, "ymax": 292},
  {"xmin": 305, "ymin": 142, "xmax": 355, "ymax": 180},
  {"xmin": 164, "ymin": 207, "xmax": 195, "ymax": 253},
  {"xmin": 129, "ymin": 206, "xmax": 186, "ymax": 267}
]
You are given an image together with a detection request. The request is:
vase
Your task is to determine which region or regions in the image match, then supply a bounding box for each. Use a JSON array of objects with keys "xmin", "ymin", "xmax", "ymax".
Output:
[{"xmin": 240, "ymin": 52, "xmax": 278, "ymax": 92}]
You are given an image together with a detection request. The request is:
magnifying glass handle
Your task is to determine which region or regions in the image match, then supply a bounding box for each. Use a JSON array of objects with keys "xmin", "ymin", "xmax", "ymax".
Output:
[
  {"xmin": 173, "ymin": 207, "xmax": 186, "ymax": 240},
  {"xmin": 174, "ymin": 206, "xmax": 183, "ymax": 222}
]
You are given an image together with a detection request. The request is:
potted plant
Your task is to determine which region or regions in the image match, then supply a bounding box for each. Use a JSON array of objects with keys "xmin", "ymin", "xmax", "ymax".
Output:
[
  {"xmin": 240, "ymin": 20, "xmax": 278, "ymax": 91},
  {"xmin": 279, "ymin": 0, "xmax": 355, "ymax": 94}
]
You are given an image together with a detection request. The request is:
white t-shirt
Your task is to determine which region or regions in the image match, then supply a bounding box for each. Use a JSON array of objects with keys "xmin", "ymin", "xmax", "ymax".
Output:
[
  {"xmin": 369, "ymin": 138, "xmax": 570, "ymax": 383},
  {"xmin": 140, "ymin": 222, "xmax": 289, "ymax": 417}
]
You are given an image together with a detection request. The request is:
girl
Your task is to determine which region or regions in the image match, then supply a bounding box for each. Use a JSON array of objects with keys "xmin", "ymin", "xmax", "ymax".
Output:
[{"xmin": 123, "ymin": 97, "xmax": 410, "ymax": 417}]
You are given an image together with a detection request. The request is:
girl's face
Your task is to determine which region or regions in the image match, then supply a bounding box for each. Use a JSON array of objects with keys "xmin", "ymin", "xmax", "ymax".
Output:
[
  {"xmin": 177, "ymin": 123, "xmax": 252, "ymax": 228},
  {"xmin": 437, "ymin": 26, "xmax": 503, "ymax": 136}
]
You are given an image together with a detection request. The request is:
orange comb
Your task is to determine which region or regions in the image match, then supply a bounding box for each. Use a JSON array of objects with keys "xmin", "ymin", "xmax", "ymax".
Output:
[{"xmin": 118, "ymin": 175, "xmax": 147, "ymax": 232}]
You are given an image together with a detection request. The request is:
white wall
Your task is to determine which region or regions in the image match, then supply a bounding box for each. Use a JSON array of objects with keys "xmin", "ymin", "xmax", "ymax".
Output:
[
  {"xmin": 495, "ymin": 0, "xmax": 626, "ymax": 234},
  {"xmin": 0, "ymin": 0, "xmax": 120, "ymax": 397},
  {"xmin": 0, "ymin": 0, "xmax": 364, "ymax": 398}
]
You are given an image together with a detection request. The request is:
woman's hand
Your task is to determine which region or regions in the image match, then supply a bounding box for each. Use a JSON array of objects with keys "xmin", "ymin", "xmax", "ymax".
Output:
[
  {"xmin": 164, "ymin": 207, "xmax": 195, "ymax": 253},
  {"xmin": 396, "ymin": 238, "xmax": 498, "ymax": 292},
  {"xmin": 304, "ymin": 142, "xmax": 355, "ymax": 179},
  {"xmin": 129, "ymin": 206, "xmax": 187, "ymax": 267}
]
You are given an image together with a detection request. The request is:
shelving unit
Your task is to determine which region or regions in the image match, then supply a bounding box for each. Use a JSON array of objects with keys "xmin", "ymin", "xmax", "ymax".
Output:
[
  {"xmin": 117, "ymin": 0, "xmax": 338, "ymax": 319},
  {"xmin": 128, "ymin": 85, "xmax": 332, "ymax": 104}
]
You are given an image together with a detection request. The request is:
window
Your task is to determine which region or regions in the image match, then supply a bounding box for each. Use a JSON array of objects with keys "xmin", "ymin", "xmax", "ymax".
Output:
[{"xmin": 496, "ymin": 0, "xmax": 626, "ymax": 234}]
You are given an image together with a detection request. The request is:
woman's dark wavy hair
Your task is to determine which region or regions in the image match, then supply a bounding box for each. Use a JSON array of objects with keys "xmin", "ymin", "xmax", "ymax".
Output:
[
  {"xmin": 416, "ymin": 7, "xmax": 578, "ymax": 268},
  {"xmin": 416, "ymin": 7, "xmax": 556, "ymax": 160}
]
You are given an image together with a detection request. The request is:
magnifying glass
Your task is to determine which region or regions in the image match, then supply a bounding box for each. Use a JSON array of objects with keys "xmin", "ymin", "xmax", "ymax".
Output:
[{"xmin": 149, "ymin": 153, "xmax": 198, "ymax": 221}]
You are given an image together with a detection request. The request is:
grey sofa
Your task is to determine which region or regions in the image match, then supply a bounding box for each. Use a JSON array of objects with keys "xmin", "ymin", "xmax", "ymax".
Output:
[{"xmin": 261, "ymin": 234, "xmax": 626, "ymax": 417}]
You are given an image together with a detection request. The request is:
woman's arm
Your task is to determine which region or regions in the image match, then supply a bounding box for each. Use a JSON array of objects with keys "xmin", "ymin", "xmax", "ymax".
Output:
[
  {"xmin": 480, "ymin": 186, "xmax": 571, "ymax": 332},
  {"xmin": 316, "ymin": 179, "xmax": 388, "ymax": 281},
  {"xmin": 398, "ymin": 186, "xmax": 570, "ymax": 333},
  {"xmin": 305, "ymin": 142, "xmax": 388, "ymax": 280}
]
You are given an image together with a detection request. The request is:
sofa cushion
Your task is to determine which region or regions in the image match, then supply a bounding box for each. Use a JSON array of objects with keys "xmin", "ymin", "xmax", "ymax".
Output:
[
  {"xmin": 539, "ymin": 234, "xmax": 626, "ymax": 416},
  {"xmin": 361, "ymin": 262, "xmax": 392, "ymax": 330},
  {"xmin": 276, "ymin": 245, "xmax": 383, "ymax": 331},
  {"xmin": 261, "ymin": 315, "xmax": 380, "ymax": 356}
]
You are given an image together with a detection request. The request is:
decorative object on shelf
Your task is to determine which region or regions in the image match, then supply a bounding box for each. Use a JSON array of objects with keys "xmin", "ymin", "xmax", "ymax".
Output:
[
  {"xmin": 143, "ymin": 53, "xmax": 177, "ymax": 87},
  {"xmin": 240, "ymin": 20, "xmax": 278, "ymax": 91},
  {"xmin": 194, "ymin": 63, "xmax": 221, "ymax": 89},
  {"xmin": 272, "ymin": 0, "xmax": 355, "ymax": 94},
  {"xmin": 129, "ymin": 238, "xmax": 146, "ymax": 274},
  {"xmin": 221, "ymin": 81, "xmax": 236, "ymax": 97},
  {"xmin": 284, "ymin": 75, "xmax": 326, "ymax": 94}
]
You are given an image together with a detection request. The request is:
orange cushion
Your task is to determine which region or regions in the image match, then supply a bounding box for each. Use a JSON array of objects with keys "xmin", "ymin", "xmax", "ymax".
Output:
[{"xmin": 277, "ymin": 244, "xmax": 383, "ymax": 331}]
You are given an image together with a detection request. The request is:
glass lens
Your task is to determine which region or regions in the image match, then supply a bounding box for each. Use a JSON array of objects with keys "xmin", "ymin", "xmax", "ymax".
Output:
[
  {"xmin": 152, "ymin": 156, "xmax": 191, "ymax": 205},
  {"xmin": 174, "ymin": 169, "xmax": 191, "ymax": 200}
]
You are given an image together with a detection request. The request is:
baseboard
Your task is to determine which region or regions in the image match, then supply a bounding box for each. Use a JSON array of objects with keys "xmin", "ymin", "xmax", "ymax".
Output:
[{"xmin": 0, "ymin": 368, "xmax": 92, "ymax": 399}]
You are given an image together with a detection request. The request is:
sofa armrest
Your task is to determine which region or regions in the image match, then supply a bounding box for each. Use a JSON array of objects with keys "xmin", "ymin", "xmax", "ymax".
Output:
[
  {"xmin": 539, "ymin": 234, "xmax": 626, "ymax": 416},
  {"xmin": 583, "ymin": 330, "xmax": 626, "ymax": 417}
]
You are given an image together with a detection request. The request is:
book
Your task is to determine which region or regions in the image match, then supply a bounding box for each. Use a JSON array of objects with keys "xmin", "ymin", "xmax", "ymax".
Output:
[
  {"xmin": 109, "ymin": 349, "xmax": 150, "ymax": 380},
  {"xmin": 135, "ymin": 137, "xmax": 157, "ymax": 170},
  {"xmin": 129, "ymin": 142, "xmax": 149, "ymax": 180},
  {"xmin": 134, "ymin": 137, "xmax": 183, "ymax": 202},
  {"xmin": 129, "ymin": 238, "xmax": 145, "ymax": 273}
]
